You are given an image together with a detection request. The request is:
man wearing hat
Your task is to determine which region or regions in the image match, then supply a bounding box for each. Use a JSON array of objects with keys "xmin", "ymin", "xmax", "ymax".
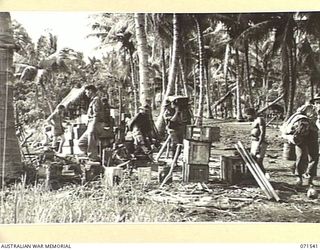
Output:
[
  {"xmin": 163, "ymin": 99, "xmax": 185, "ymax": 157},
  {"xmin": 78, "ymin": 85, "xmax": 105, "ymax": 161}
]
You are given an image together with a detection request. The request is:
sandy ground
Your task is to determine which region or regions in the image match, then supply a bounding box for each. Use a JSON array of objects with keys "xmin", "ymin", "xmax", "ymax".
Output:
[{"xmin": 167, "ymin": 120, "xmax": 320, "ymax": 222}]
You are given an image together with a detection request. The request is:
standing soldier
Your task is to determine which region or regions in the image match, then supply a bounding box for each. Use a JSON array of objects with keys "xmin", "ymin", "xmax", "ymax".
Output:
[
  {"xmin": 163, "ymin": 99, "xmax": 185, "ymax": 157},
  {"xmin": 78, "ymin": 85, "xmax": 105, "ymax": 161},
  {"xmin": 244, "ymin": 107, "xmax": 268, "ymax": 175},
  {"xmin": 101, "ymin": 96, "xmax": 115, "ymax": 148},
  {"xmin": 46, "ymin": 104, "xmax": 66, "ymax": 153}
]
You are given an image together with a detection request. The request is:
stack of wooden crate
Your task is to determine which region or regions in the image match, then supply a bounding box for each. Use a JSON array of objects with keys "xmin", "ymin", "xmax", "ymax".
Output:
[{"xmin": 182, "ymin": 125, "xmax": 220, "ymax": 182}]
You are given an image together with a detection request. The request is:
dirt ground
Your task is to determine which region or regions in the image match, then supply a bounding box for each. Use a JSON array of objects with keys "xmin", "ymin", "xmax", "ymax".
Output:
[{"xmin": 162, "ymin": 120, "xmax": 320, "ymax": 223}]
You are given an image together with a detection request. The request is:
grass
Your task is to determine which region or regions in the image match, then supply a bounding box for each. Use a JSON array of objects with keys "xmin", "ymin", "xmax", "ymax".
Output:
[{"xmin": 0, "ymin": 173, "xmax": 185, "ymax": 224}]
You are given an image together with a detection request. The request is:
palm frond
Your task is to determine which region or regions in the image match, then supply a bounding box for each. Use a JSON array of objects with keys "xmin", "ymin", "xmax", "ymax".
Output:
[{"xmin": 234, "ymin": 20, "xmax": 277, "ymax": 48}]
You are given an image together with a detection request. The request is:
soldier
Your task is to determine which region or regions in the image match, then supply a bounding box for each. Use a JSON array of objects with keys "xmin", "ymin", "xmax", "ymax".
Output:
[
  {"xmin": 297, "ymin": 103, "xmax": 319, "ymax": 185},
  {"xmin": 163, "ymin": 99, "xmax": 185, "ymax": 157},
  {"xmin": 282, "ymin": 103, "xmax": 317, "ymax": 186},
  {"xmin": 128, "ymin": 104, "xmax": 154, "ymax": 157},
  {"xmin": 101, "ymin": 96, "xmax": 115, "ymax": 148},
  {"xmin": 78, "ymin": 85, "xmax": 105, "ymax": 161},
  {"xmin": 46, "ymin": 105, "xmax": 66, "ymax": 153},
  {"xmin": 244, "ymin": 107, "xmax": 268, "ymax": 175}
]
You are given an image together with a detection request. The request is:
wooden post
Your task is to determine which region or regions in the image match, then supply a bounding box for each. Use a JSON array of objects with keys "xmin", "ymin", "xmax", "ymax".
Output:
[
  {"xmin": 160, "ymin": 143, "xmax": 181, "ymax": 188},
  {"xmin": 155, "ymin": 135, "xmax": 171, "ymax": 162}
]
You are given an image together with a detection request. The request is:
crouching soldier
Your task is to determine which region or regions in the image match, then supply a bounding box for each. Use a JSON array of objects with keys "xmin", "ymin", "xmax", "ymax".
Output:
[{"xmin": 128, "ymin": 104, "xmax": 154, "ymax": 158}]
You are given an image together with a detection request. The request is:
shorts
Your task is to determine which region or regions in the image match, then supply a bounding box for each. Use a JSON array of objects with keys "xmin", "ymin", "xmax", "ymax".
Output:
[{"xmin": 250, "ymin": 140, "xmax": 267, "ymax": 159}]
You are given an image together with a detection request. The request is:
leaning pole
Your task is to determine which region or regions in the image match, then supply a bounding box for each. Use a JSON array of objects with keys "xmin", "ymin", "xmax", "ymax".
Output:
[{"xmin": 0, "ymin": 12, "xmax": 22, "ymax": 185}]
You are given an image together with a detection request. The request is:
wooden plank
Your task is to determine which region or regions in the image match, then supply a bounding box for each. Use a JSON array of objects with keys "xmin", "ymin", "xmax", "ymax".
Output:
[
  {"xmin": 235, "ymin": 144, "xmax": 273, "ymax": 199},
  {"xmin": 160, "ymin": 144, "xmax": 182, "ymax": 188},
  {"xmin": 236, "ymin": 142, "xmax": 274, "ymax": 199},
  {"xmin": 237, "ymin": 141, "xmax": 280, "ymax": 201},
  {"xmin": 155, "ymin": 135, "xmax": 171, "ymax": 162}
]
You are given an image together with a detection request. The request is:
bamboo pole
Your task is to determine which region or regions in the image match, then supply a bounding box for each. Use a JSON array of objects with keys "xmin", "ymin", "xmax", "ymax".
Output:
[
  {"xmin": 237, "ymin": 141, "xmax": 280, "ymax": 201},
  {"xmin": 236, "ymin": 142, "xmax": 270, "ymax": 193},
  {"xmin": 257, "ymin": 94, "xmax": 284, "ymax": 115},
  {"xmin": 235, "ymin": 144, "xmax": 272, "ymax": 199}
]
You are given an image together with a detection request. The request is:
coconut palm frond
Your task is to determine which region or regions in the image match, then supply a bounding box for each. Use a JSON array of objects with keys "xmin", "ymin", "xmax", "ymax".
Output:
[{"xmin": 234, "ymin": 20, "xmax": 276, "ymax": 48}]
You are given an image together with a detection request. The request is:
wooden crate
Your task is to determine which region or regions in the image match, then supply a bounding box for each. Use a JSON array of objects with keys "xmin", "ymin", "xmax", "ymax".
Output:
[
  {"xmin": 84, "ymin": 162, "xmax": 103, "ymax": 182},
  {"xmin": 220, "ymin": 155, "xmax": 252, "ymax": 184},
  {"xmin": 137, "ymin": 167, "xmax": 152, "ymax": 185},
  {"xmin": 183, "ymin": 139, "xmax": 211, "ymax": 165},
  {"xmin": 183, "ymin": 163, "xmax": 209, "ymax": 183},
  {"xmin": 147, "ymin": 161, "xmax": 166, "ymax": 172},
  {"xmin": 104, "ymin": 167, "xmax": 123, "ymax": 186},
  {"xmin": 185, "ymin": 125, "xmax": 220, "ymax": 142}
]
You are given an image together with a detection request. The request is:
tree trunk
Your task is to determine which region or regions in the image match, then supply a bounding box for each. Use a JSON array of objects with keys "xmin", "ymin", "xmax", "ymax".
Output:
[
  {"xmin": 244, "ymin": 40, "xmax": 254, "ymax": 108},
  {"xmin": 156, "ymin": 13, "xmax": 180, "ymax": 132},
  {"xmin": 194, "ymin": 16, "xmax": 205, "ymax": 126},
  {"xmin": 283, "ymin": 16, "xmax": 296, "ymax": 120},
  {"xmin": 0, "ymin": 12, "xmax": 23, "ymax": 184},
  {"xmin": 205, "ymin": 60, "xmax": 213, "ymax": 119},
  {"xmin": 311, "ymin": 76, "xmax": 314, "ymax": 101},
  {"xmin": 35, "ymin": 83, "xmax": 39, "ymax": 109},
  {"xmin": 193, "ymin": 66, "xmax": 197, "ymax": 115},
  {"xmin": 235, "ymin": 48, "xmax": 243, "ymax": 121},
  {"xmin": 223, "ymin": 43, "xmax": 231, "ymax": 118},
  {"xmin": 161, "ymin": 43, "xmax": 167, "ymax": 99},
  {"xmin": 179, "ymin": 58, "xmax": 188, "ymax": 97},
  {"xmin": 287, "ymin": 40, "xmax": 296, "ymax": 118},
  {"xmin": 129, "ymin": 51, "xmax": 138, "ymax": 115},
  {"xmin": 134, "ymin": 13, "xmax": 151, "ymax": 106}
]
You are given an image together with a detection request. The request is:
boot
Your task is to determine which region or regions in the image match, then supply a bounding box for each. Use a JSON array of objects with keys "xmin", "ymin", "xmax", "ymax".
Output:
[
  {"xmin": 308, "ymin": 177, "xmax": 314, "ymax": 186},
  {"xmin": 295, "ymin": 176, "xmax": 303, "ymax": 187}
]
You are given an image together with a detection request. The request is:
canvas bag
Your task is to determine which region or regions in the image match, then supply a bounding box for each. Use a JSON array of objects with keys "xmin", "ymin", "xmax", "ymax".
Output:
[{"xmin": 281, "ymin": 113, "xmax": 310, "ymax": 145}]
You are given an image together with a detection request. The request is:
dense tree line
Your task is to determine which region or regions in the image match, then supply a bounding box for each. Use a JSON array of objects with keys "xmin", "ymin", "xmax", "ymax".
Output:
[{"xmin": 11, "ymin": 12, "xmax": 320, "ymax": 133}]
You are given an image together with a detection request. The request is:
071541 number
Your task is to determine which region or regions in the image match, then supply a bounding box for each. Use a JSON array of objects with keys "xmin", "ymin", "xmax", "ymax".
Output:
[{"xmin": 300, "ymin": 244, "xmax": 318, "ymax": 248}]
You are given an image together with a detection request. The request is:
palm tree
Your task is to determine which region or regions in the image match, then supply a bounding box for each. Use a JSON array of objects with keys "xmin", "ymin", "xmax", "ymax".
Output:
[
  {"xmin": 0, "ymin": 12, "xmax": 23, "ymax": 184},
  {"xmin": 156, "ymin": 13, "xmax": 181, "ymax": 132},
  {"xmin": 234, "ymin": 13, "xmax": 298, "ymax": 119},
  {"xmin": 89, "ymin": 13, "xmax": 139, "ymax": 114},
  {"xmin": 193, "ymin": 14, "xmax": 206, "ymax": 125},
  {"xmin": 134, "ymin": 13, "xmax": 151, "ymax": 106}
]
